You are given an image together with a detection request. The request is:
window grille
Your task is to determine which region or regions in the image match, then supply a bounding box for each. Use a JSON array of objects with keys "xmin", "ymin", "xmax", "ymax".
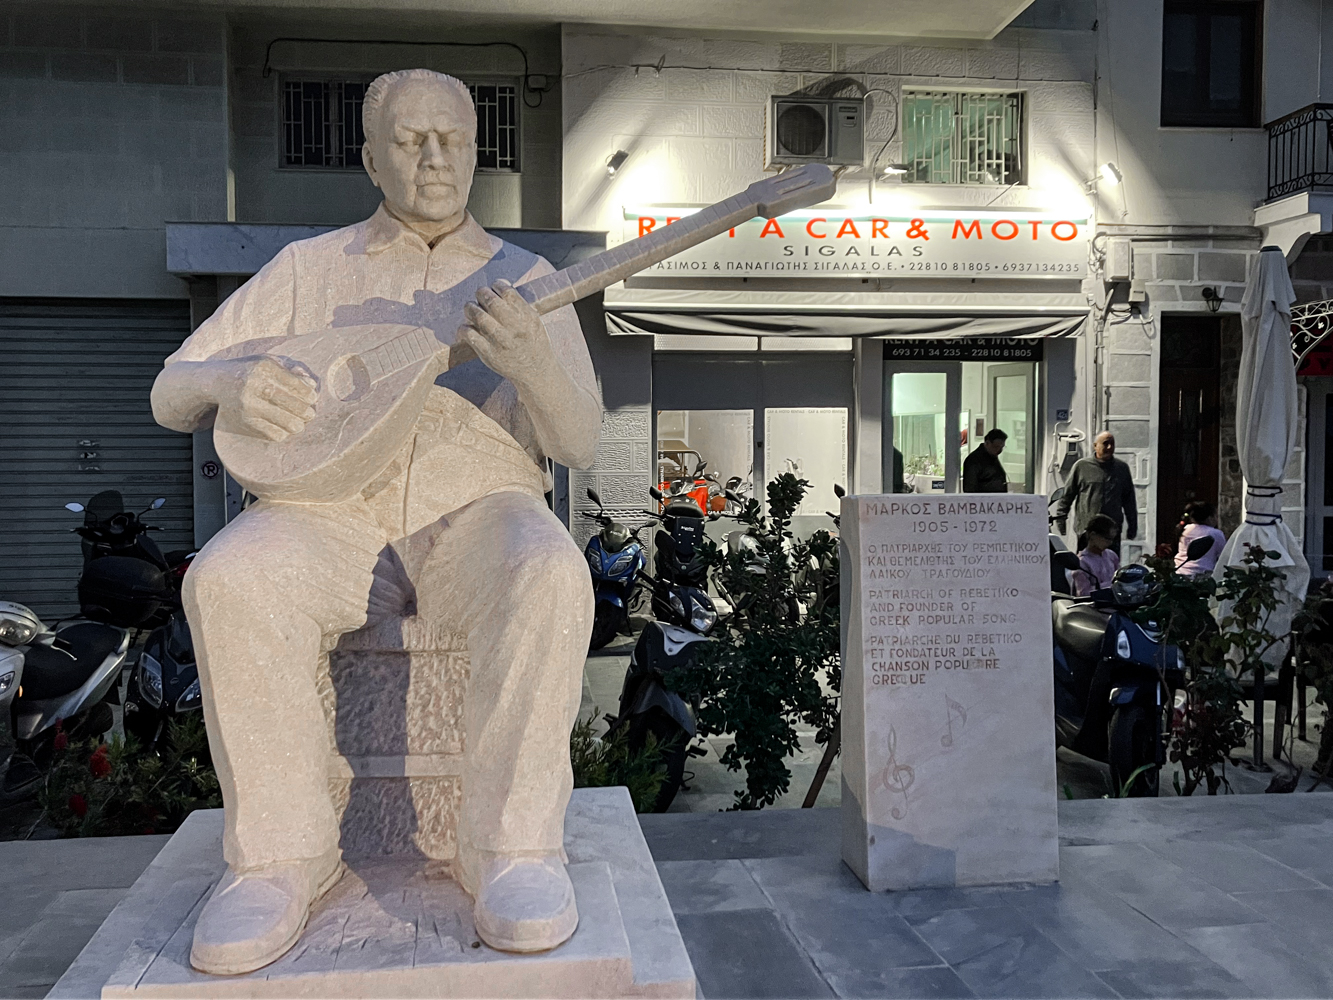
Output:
[
  {"xmin": 901, "ymin": 90, "xmax": 1023, "ymax": 185},
  {"xmin": 281, "ymin": 79, "xmax": 518, "ymax": 171}
]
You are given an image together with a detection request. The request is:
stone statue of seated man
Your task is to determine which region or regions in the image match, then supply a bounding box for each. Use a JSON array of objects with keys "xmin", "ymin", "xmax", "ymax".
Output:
[{"xmin": 150, "ymin": 68, "xmax": 600, "ymax": 975}]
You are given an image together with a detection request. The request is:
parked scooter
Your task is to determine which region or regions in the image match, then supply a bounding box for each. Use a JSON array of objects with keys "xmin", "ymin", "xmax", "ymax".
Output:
[
  {"xmin": 67, "ymin": 492, "xmax": 180, "ymax": 629},
  {"xmin": 581, "ymin": 488, "xmax": 647, "ymax": 651},
  {"xmin": 605, "ymin": 486, "xmax": 717, "ymax": 812},
  {"xmin": 1050, "ymin": 541, "xmax": 1208, "ymax": 797},
  {"xmin": 66, "ymin": 492, "xmax": 202, "ymax": 751},
  {"xmin": 0, "ymin": 602, "xmax": 129, "ymax": 801}
]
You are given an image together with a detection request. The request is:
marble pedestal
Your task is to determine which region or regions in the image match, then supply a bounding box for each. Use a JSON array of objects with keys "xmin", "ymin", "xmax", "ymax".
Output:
[
  {"xmin": 50, "ymin": 788, "xmax": 695, "ymax": 999},
  {"xmin": 840, "ymin": 494, "xmax": 1060, "ymax": 892}
]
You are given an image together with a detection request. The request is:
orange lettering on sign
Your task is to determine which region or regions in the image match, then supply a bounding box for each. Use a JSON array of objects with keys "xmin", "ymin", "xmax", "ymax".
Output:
[
  {"xmin": 991, "ymin": 220, "xmax": 1018, "ymax": 240},
  {"xmin": 871, "ymin": 219, "xmax": 890, "ymax": 238},
  {"xmin": 1030, "ymin": 221, "xmax": 1042, "ymax": 240},
  {"xmin": 806, "ymin": 218, "xmax": 828, "ymax": 238},
  {"xmin": 759, "ymin": 219, "xmax": 785, "ymax": 238},
  {"xmin": 639, "ymin": 218, "xmax": 656, "ymax": 237},
  {"xmin": 1051, "ymin": 221, "xmax": 1078, "ymax": 241},
  {"xmin": 836, "ymin": 218, "xmax": 861, "ymax": 239},
  {"xmin": 666, "ymin": 217, "xmax": 681, "ymax": 226},
  {"xmin": 952, "ymin": 219, "xmax": 982, "ymax": 240}
]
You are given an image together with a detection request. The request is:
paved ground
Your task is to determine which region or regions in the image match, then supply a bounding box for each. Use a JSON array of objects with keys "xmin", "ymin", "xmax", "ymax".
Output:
[
  {"xmin": 0, "ymin": 835, "xmax": 168, "ymax": 999},
  {"xmin": 582, "ymin": 645, "xmax": 1332, "ymax": 809},
  {"xmin": 641, "ymin": 795, "xmax": 1333, "ymax": 999}
]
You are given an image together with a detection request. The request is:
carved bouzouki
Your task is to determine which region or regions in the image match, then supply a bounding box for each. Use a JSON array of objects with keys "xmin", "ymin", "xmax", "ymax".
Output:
[{"xmin": 210, "ymin": 163, "xmax": 837, "ymax": 503}]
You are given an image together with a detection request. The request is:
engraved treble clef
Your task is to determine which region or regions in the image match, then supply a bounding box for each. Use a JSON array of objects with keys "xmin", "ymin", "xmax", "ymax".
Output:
[{"xmin": 879, "ymin": 726, "xmax": 914, "ymax": 819}]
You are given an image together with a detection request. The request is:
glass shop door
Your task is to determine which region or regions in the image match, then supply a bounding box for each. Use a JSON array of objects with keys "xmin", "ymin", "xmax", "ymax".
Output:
[{"xmin": 885, "ymin": 358, "xmax": 1037, "ymax": 494}]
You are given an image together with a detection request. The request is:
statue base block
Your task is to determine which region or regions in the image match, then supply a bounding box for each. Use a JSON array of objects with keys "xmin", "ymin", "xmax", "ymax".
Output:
[{"xmin": 51, "ymin": 788, "xmax": 695, "ymax": 1000}]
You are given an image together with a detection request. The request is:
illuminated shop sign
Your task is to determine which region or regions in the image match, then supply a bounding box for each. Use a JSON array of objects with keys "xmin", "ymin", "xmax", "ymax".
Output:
[{"xmin": 624, "ymin": 207, "xmax": 1089, "ymax": 279}]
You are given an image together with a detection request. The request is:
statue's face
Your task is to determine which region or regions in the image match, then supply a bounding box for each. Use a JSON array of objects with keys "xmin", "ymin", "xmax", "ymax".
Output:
[{"xmin": 363, "ymin": 79, "xmax": 476, "ymax": 225}]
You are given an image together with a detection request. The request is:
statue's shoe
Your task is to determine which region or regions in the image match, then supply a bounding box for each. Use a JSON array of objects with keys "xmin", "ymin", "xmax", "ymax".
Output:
[
  {"xmin": 473, "ymin": 856, "xmax": 578, "ymax": 953},
  {"xmin": 190, "ymin": 852, "xmax": 344, "ymax": 975}
]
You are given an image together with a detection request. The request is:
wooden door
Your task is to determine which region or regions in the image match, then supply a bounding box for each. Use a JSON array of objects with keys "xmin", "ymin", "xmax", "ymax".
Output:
[{"xmin": 1156, "ymin": 316, "xmax": 1221, "ymax": 548}]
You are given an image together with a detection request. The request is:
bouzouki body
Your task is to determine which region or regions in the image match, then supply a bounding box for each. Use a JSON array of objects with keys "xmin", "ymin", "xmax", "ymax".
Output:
[{"xmin": 210, "ymin": 164, "xmax": 837, "ymax": 503}]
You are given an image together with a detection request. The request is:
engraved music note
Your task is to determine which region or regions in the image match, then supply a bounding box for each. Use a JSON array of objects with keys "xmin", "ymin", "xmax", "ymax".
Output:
[
  {"xmin": 940, "ymin": 695, "xmax": 968, "ymax": 748},
  {"xmin": 879, "ymin": 726, "xmax": 915, "ymax": 820}
]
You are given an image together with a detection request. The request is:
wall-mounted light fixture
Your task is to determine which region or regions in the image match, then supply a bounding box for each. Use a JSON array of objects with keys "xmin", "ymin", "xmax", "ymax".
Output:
[
  {"xmin": 1099, "ymin": 162, "xmax": 1123, "ymax": 187},
  {"xmin": 1201, "ymin": 286, "xmax": 1223, "ymax": 313},
  {"xmin": 605, "ymin": 150, "xmax": 630, "ymax": 176},
  {"xmin": 881, "ymin": 163, "xmax": 908, "ymax": 176}
]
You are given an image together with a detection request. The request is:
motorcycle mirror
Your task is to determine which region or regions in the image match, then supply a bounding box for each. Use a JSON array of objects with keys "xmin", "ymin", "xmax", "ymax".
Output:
[
  {"xmin": 151, "ymin": 497, "xmax": 166, "ymax": 509},
  {"xmin": 833, "ymin": 483, "xmax": 846, "ymax": 499},
  {"xmin": 586, "ymin": 487, "xmax": 602, "ymax": 506},
  {"xmin": 64, "ymin": 502, "xmax": 85, "ymax": 513},
  {"xmin": 726, "ymin": 476, "xmax": 742, "ymax": 489},
  {"xmin": 1185, "ymin": 535, "xmax": 1215, "ymax": 562},
  {"xmin": 648, "ymin": 486, "xmax": 665, "ymax": 502},
  {"xmin": 1049, "ymin": 486, "xmax": 1066, "ymax": 505}
]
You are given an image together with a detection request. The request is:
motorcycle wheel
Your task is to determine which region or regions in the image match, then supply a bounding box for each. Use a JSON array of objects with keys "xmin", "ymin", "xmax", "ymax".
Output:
[
  {"xmin": 1108, "ymin": 705, "xmax": 1159, "ymax": 797},
  {"xmin": 626, "ymin": 709, "xmax": 688, "ymax": 813},
  {"xmin": 589, "ymin": 603, "xmax": 624, "ymax": 651}
]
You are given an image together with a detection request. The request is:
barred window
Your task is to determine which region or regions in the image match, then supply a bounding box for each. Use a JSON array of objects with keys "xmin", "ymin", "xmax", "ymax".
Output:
[
  {"xmin": 901, "ymin": 90, "xmax": 1023, "ymax": 185},
  {"xmin": 281, "ymin": 78, "xmax": 518, "ymax": 171}
]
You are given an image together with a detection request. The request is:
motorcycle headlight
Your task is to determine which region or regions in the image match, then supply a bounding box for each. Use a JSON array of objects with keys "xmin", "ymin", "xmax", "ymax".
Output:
[
  {"xmin": 669, "ymin": 592, "xmax": 686, "ymax": 619},
  {"xmin": 0, "ymin": 613, "xmax": 38, "ymax": 647},
  {"xmin": 690, "ymin": 601, "xmax": 718, "ymax": 635},
  {"xmin": 1115, "ymin": 630, "xmax": 1132, "ymax": 660},
  {"xmin": 175, "ymin": 677, "xmax": 202, "ymax": 712},
  {"xmin": 0, "ymin": 671, "xmax": 14, "ymax": 695},
  {"xmin": 586, "ymin": 548, "xmax": 601, "ymax": 571},
  {"xmin": 138, "ymin": 652, "xmax": 164, "ymax": 708},
  {"xmin": 608, "ymin": 550, "xmax": 636, "ymax": 574}
]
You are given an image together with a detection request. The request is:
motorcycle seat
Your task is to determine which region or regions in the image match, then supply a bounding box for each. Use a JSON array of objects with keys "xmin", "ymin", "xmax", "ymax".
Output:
[
  {"xmin": 1051, "ymin": 599, "xmax": 1109, "ymax": 665},
  {"xmin": 21, "ymin": 623, "xmax": 122, "ymax": 700}
]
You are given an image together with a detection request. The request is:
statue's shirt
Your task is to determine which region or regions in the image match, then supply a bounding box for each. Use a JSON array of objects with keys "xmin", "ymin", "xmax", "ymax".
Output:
[{"xmin": 167, "ymin": 207, "xmax": 599, "ymax": 534}]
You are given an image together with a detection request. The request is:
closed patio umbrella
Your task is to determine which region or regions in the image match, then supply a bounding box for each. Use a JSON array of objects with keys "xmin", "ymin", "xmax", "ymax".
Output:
[{"xmin": 1214, "ymin": 245, "xmax": 1310, "ymax": 764}]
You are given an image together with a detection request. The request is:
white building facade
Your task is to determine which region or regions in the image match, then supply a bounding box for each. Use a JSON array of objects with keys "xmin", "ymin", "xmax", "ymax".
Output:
[{"xmin": 5, "ymin": 0, "xmax": 1333, "ymax": 614}]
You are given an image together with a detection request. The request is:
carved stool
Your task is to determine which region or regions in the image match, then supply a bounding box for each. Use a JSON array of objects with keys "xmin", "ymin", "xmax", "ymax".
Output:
[{"xmin": 316, "ymin": 616, "xmax": 470, "ymax": 860}]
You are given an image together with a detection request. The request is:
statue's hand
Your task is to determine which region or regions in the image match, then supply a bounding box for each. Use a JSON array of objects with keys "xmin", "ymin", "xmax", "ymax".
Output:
[
  {"xmin": 459, "ymin": 280, "xmax": 555, "ymax": 384},
  {"xmin": 212, "ymin": 357, "xmax": 317, "ymax": 442}
]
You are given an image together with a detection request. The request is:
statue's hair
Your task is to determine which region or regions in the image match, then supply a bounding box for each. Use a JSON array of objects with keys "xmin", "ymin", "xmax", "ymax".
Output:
[{"xmin": 362, "ymin": 69, "xmax": 474, "ymax": 145}]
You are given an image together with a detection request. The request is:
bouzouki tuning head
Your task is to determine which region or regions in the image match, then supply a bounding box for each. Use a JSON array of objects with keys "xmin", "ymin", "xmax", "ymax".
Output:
[{"xmin": 748, "ymin": 163, "xmax": 838, "ymax": 219}]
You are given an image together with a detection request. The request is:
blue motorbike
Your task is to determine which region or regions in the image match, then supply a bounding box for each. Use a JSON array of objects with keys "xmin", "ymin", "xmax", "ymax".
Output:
[{"xmin": 581, "ymin": 488, "xmax": 647, "ymax": 651}]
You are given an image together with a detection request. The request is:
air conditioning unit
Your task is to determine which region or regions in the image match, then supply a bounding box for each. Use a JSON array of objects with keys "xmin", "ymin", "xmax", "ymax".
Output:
[{"xmin": 765, "ymin": 95, "xmax": 864, "ymax": 169}]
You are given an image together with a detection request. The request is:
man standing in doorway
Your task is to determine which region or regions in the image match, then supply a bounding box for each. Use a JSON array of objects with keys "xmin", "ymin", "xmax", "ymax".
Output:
[
  {"xmin": 963, "ymin": 428, "xmax": 1009, "ymax": 493},
  {"xmin": 1054, "ymin": 431, "xmax": 1137, "ymax": 552}
]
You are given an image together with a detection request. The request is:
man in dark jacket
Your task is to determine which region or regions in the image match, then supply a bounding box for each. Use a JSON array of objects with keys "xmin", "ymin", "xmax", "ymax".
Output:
[
  {"xmin": 963, "ymin": 428, "xmax": 1009, "ymax": 493},
  {"xmin": 1054, "ymin": 431, "xmax": 1137, "ymax": 551}
]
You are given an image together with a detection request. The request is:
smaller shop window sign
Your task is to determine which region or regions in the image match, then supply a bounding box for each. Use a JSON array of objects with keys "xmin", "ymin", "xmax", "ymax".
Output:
[
  {"xmin": 624, "ymin": 207, "xmax": 1089, "ymax": 280},
  {"xmin": 883, "ymin": 338, "xmax": 1045, "ymax": 361}
]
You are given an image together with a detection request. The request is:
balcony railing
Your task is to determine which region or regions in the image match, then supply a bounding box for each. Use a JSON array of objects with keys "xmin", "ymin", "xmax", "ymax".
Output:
[{"xmin": 1268, "ymin": 103, "xmax": 1333, "ymax": 201}]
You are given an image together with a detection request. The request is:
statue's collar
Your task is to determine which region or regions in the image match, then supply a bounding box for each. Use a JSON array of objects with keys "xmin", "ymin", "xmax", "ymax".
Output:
[{"xmin": 362, "ymin": 204, "xmax": 494, "ymax": 259}]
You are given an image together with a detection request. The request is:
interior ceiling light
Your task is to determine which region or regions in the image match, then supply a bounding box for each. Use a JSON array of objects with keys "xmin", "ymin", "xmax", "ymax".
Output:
[
  {"xmin": 606, "ymin": 149, "xmax": 630, "ymax": 175},
  {"xmin": 1099, "ymin": 162, "xmax": 1123, "ymax": 187}
]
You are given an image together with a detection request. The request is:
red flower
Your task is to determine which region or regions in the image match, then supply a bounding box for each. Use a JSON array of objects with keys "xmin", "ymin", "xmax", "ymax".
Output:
[
  {"xmin": 53, "ymin": 730, "xmax": 68, "ymax": 752},
  {"xmin": 89, "ymin": 745, "xmax": 111, "ymax": 778},
  {"xmin": 68, "ymin": 793, "xmax": 87, "ymax": 818}
]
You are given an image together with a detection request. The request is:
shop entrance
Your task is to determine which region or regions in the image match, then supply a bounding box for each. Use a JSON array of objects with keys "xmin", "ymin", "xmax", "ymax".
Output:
[
  {"xmin": 1155, "ymin": 316, "xmax": 1221, "ymax": 548},
  {"xmin": 883, "ymin": 352, "xmax": 1038, "ymax": 494},
  {"xmin": 652, "ymin": 353, "xmax": 853, "ymax": 533},
  {"xmin": 1305, "ymin": 379, "xmax": 1333, "ymax": 576}
]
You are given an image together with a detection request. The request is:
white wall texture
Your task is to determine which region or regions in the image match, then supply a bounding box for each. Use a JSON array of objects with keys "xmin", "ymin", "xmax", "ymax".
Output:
[{"xmin": 0, "ymin": 3, "xmax": 229, "ymax": 299}]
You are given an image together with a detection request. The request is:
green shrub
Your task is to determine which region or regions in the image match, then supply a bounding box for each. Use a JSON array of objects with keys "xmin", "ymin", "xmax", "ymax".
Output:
[
  {"xmin": 668, "ymin": 473, "xmax": 840, "ymax": 810},
  {"xmin": 569, "ymin": 713, "xmax": 668, "ymax": 813},
  {"xmin": 41, "ymin": 714, "xmax": 220, "ymax": 837}
]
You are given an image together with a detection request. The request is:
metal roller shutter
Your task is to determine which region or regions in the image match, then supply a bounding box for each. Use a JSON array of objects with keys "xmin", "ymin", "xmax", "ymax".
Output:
[{"xmin": 0, "ymin": 299, "xmax": 194, "ymax": 620}]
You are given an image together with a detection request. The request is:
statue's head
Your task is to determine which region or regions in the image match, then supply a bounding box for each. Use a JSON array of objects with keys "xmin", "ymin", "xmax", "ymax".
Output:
[{"xmin": 362, "ymin": 69, "xmax": 477, "ymax": 228}]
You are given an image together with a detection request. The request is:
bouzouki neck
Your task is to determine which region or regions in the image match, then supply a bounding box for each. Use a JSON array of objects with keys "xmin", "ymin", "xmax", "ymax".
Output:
[{"xmin": 515, "ymin": 163, "xmax": 836, "ymax": 315}]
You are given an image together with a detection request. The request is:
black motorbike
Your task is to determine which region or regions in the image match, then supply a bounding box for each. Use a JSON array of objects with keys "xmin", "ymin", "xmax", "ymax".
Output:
[
  {"xmin": 605, "ymin": 486, "xmax": 717, "ymax": 812},
  {"xmin": 67, "ymin": 491, "xmax": 202, "ymax": 750},
  {"xmin": 1049, "ymin": 537, "xmax": 1211, "ymax": 797}
]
